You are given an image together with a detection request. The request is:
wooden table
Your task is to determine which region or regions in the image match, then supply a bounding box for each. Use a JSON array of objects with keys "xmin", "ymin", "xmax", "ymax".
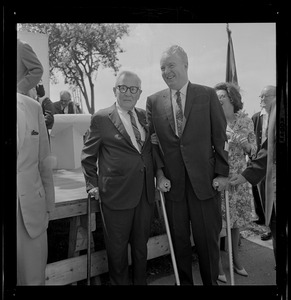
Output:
[
  {"xmin": 45, "ymin": 168, "xmax": 170, "ymax": 285},
  {"xmin": 49, "ymin": 167, "xmax": 99, "ymax": 221}
]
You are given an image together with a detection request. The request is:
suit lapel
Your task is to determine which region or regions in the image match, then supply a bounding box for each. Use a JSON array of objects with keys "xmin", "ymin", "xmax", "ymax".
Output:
[
  {"xmin": 135, "ymin": 108, "xmax": 150, "ymax": 146},
  {"xmin": 108, "ymin": 104, "xmax": 133, "ymax": 147},
  {"xmin": 17, "ymin": 97, "xmax": 26, "ymax": 151},
  {"xmin": 184, "ymin": 82, "xmax": 195, "ymax": 122}
]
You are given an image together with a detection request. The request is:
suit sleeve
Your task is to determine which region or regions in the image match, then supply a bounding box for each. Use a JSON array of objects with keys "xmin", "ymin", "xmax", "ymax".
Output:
[
  {"xmin": 146, "ymin": 96, "xmax": 164, "ymax": 172},
  {"xmin": 210, "ymin": 89, "xmax": 229, "ymax": 177},
  {"xmin": 242, "ymin": 139, "xmax": 268, "ymax": 185},
  {"xmin": 81, "ymin": 114, "xmax": 102, "ymax": 191},
  {"xmin": 17, "ymin": 42, "xmax": 43, "ymax": 94},
  {"xmin": 42, "ymin": 98, "xmax": 55, "ymax": 129},
  {"xmin": 38, "ymin": 102, "xmax": 55, "ymax": 213}
]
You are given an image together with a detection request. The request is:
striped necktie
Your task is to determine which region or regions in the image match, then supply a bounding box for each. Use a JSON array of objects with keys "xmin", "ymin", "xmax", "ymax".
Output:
[
  {"xmin": 128, "ymin": 110, "xmax": 143, "ymax": 151},
  {"xmin": 175, "ymin": 91, "xmax": 183, "ymax": 137}
]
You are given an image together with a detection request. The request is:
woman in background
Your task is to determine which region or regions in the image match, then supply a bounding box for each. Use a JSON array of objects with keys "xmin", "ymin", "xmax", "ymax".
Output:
[{"xmin": 214, "ymin": 82, "xmax": 257, "ymax": 283}]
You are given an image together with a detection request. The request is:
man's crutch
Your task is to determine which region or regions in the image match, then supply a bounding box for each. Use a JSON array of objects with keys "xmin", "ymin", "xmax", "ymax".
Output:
[
  {"xmin": 224, "ymin": 190, "xmax": 235, "ymax": 285},
  {"xmin": 159, "ymin": 190, "xmax": 180, "ymax": 285},
  {"xmin": 87, "ymin": 194, "xmax": 92, "ymax": 285}
]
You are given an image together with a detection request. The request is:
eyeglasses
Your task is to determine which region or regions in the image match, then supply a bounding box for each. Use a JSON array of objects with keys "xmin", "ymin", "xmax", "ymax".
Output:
[
  {"xmin": 259, "ymin": 94, "xmax": 274, "ymax": 99},
  {"xmin": 117, "ymin": 85, "xmax": 140, "ymax": 94},
  {"xmin": 217, "ymin": 94, "xmax": 228, "ymax": 101}
]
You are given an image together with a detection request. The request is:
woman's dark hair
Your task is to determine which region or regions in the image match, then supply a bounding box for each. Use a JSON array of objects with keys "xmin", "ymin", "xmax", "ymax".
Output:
[{"xmin": 214, "ymin": 82, "xmax": 243, "ymax": 113}]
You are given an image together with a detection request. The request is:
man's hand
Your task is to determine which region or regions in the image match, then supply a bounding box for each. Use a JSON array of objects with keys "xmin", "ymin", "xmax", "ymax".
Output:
[
  {"xmin": 88, "ymin": 187, "xmax": 99, "ymax": 200},
  {"xmin": 212, "ymin": 176, "xmax": 228, "ymax": 192},
  {"xmin": 157, "ymin": 176, "xmax": 171, "ymax": 193},
  {"xmin": 229, "ymin": 174, "xmax": 247, "ymax": 186}
]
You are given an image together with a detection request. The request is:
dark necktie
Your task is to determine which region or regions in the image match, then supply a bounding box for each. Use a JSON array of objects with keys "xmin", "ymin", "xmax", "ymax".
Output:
[
  {"xmin": 128, "ymin": 110, "xmax": 143, "ymax": 151},
  {"xmin": 175, "ymin": 90, "xmax": 183, "ymax": 137}
]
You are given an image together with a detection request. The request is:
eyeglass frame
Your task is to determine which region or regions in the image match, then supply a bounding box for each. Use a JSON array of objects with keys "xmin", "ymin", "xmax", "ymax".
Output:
[
  {"xmin": 60, "ymin": 98, "xmax": 72, "ymax": 103},
  {"xmin": 116, "ymin": 85, "xmax": 140, "ymax": 94},
  {"xmin": 259, "ymin": 94, "xmax": 275, "ymax": 99}
]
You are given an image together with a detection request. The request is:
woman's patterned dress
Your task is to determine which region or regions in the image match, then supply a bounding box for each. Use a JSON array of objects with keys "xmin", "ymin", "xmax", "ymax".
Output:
[{"xmin": 221, "ymin": 110, "xmax": 257, "ymax": 229}]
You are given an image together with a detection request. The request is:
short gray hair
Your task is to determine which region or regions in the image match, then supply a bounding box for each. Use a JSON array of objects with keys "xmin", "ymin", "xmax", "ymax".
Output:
[
  {"xmin": 162, "ymin": 45, "xmax": 188, "ymax": 65},
  {"xmin": 60, "ymin": 90, "xmax": 71, "ymax": 100},
  {"xmin": 115, "ymin": 70, "xmax": 142, "ymax": 88}
]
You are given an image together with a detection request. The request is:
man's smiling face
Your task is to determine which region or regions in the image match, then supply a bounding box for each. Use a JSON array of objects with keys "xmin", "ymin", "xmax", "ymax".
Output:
[{"xmin": 160, "ymin": 52, "xmax": 188, "ymax": 90}]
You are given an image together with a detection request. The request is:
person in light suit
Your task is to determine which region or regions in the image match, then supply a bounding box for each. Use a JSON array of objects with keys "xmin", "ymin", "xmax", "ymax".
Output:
[
  {"xmin": 17, "ymin": 93, "xmax": 55, "ymax": 285},
  {"xmin": 250, "ymin": 85, "xmax": 276, "ymax": 241},
  {"xmin": 17, "ymin": 38, "xmax": 43, "ymax": 95},
  {"xmin": 17, "ymin": 39, "xmax": 55, "ymax": 285},
  {"xmin": 146, "ymin": 45, "xmax": 229, "ymax": 285},
  {"xmin": 81, "ymin": 70, "xmax": 165, "ymax": 285}
]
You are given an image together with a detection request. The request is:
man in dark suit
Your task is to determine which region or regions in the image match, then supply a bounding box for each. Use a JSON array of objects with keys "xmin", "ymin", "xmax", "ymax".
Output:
[
  {"xmin": 251, "ymin": 85, "xmax": 276, "ymax": 240},
  {"xmin": 53, "ymin": 90, "xmax": 81, "ymax": 114},
  {"xmin": 81, "ymin": 71, "xmax": 165, "ymax": 285},
  {"xmin": 146, "ymin": 45, "xmax": 229, "ymax": 285}
]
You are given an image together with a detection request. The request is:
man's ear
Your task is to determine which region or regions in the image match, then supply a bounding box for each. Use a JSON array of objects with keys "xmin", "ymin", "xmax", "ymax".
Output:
[{"xmin": 113, "ymin": 87, "xmax": 117, "ymax": 97}]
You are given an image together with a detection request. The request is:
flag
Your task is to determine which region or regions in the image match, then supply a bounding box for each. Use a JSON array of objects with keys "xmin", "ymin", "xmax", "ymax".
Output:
[{"xmin": 226, "ymin": 24, "xmax": 238, "ymax": 85}]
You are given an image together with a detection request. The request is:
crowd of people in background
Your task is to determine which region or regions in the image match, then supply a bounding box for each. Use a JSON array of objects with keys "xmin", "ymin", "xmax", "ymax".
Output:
[{"xmin": 16, "ymin": 36, "xmax": 282, "ymax": 289}]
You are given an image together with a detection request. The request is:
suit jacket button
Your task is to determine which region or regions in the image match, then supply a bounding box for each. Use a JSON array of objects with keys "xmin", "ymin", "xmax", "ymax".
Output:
[{"xmin": 140, "ymin": 168, "xmax": 144, "ymax": 173}]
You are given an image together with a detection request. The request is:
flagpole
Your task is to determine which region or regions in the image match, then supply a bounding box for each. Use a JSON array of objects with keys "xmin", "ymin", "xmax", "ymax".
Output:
[{"xmin": 226, "ymin": 23, "xmax": 238, "ymax": 85}]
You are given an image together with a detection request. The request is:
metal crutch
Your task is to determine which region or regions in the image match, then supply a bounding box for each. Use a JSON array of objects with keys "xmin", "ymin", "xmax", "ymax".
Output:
[
  {"xmin": 159, "ymin": 190, "xmax": 180, "ymax": 285},
  {"xmin": 225, "ymin": 190, "xmax": 235, "ymax": 285},
  {"xmin": 87, "ymin": 194, "xmax": 92, "ymax": 285}
]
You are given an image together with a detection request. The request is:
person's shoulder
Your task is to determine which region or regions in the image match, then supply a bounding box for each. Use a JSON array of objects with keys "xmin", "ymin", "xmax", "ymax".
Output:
[
  {"xmin": 148, "ymin": 88, "xmax": 169, "ymax": 99},
  {"xmin": 252, "ymin": 111, "xmax": 260, "ymax": 118},
  {"xmin": 189, "ymin": 82, "xmax": 214, "ymax": 94},
  {"xmin": 92, "ymin": 104, "xmax": 115, "ymax": 118},
  {"xmin": 17, "ymin": 93, "xmax": 41, "ymax": 111},
  {"xmin": 42, "ymin": 97, "xmax": 53, "ymax": 103},
  {"xmin": 17, "ymin": 92, "xmax": 38, "ymax": 105},
  {"xmin": 135, "ymin": 107, "xmax": 146, "ymax": 115}
]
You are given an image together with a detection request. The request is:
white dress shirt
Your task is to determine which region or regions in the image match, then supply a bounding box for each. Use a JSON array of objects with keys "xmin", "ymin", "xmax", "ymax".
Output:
[
  {"xmin": 116, "ymin": 103, "xmax": 145, "ymax": 152},
  {"xmin": 260, "ymin": 107, "xmax": 268, "ymax": 145}
]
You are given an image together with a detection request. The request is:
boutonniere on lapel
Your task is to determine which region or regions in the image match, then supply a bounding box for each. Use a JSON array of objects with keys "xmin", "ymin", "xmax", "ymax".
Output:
[
  {"xmin": 31, "ymin": 130, "xmax": 39, "ymax": 135},
  {"xmin": 114, "ymin": 134, "xmax": 123, "ymax": 140}
]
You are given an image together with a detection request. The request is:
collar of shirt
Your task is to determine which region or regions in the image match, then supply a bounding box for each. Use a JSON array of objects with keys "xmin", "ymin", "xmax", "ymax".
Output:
[
  {"xmin": 61, "ymin": 104, "xmax": 69, "ymax": 114},
  {"xmin": 260, "ymin": 107, "xmax": 268, "ymax": 116}
]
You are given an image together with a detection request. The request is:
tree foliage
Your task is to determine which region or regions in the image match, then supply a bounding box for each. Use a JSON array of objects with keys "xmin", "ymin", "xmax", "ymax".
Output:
[{"xmin": 18, "ymin": 23, "xmax": 130, "ymax": 114}]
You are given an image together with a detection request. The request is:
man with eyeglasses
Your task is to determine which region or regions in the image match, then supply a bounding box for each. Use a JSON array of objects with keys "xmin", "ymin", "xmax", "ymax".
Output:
[
  {"xmin": 251, "ymin": 85, "xmax": 276, "ymax": 241},
  {"xmin": 53, "ymin": 90, "xmax": 81, "ymax": 114},
  {"xmin": 81, "ymin": 70, "xmax": 167, "ymax": 285}
]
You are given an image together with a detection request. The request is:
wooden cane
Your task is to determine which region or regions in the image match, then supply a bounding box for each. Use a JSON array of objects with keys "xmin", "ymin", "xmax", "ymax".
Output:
[
  {"xmin": 225, "ymin": 190, "xmax": 235, "ymax": 285},
  {"xmin": 87, "ymin": 194, "xmax": 92, "ymax": 285},
  {"xmin": 159, "ymin": 190, "xmax": 180, "ymax": 285}
]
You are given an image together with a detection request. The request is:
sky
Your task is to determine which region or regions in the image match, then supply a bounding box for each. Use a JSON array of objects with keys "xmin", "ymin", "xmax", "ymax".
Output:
[{"xmin": 50, "ymin": 23, "xmax": 276, "ymax": 117}]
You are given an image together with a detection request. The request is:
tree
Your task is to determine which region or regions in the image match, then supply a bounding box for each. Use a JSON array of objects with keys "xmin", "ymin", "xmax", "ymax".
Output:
[{"xmin": 18, "ymin": 23, "xmax": 130, "ymax": 114}]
